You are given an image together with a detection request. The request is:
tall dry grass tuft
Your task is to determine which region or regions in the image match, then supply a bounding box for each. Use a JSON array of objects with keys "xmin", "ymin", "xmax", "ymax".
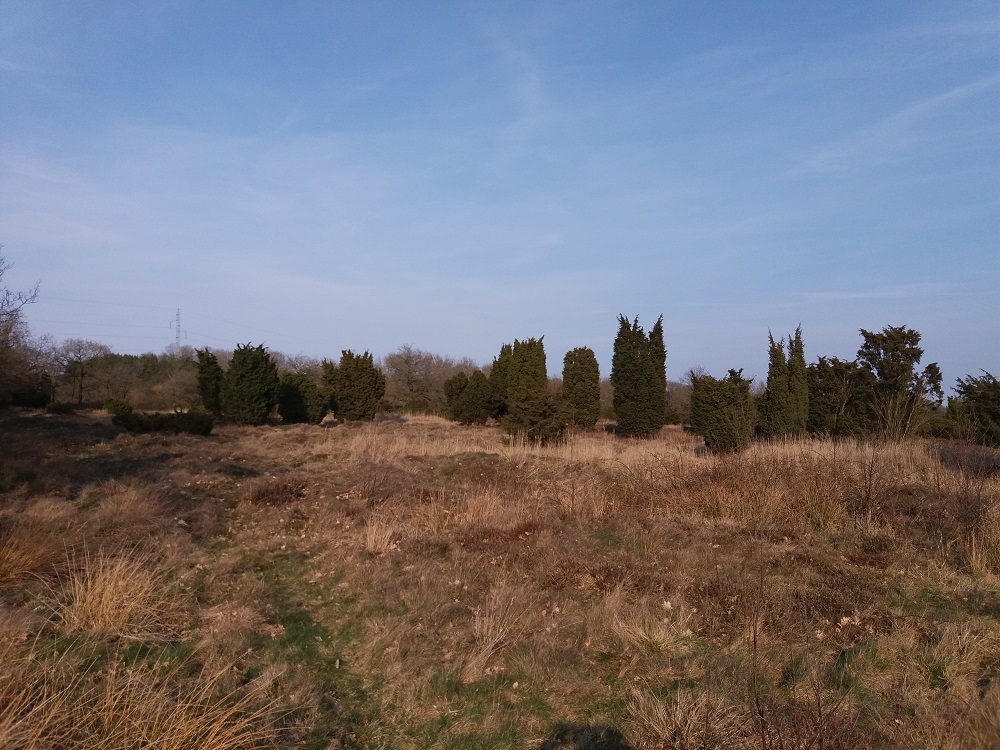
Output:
[
  {"xmin": 892, "ymin": 688, "xmax": 1000, "ymax": 750},
  {"xmin": 362, "ymin": 509, "xmax": 399, "ymax": 554},
  {"xmin": 625, "ymin": 687, "xmax": 748, "ymax": 749},
  {"xmin": 89, "ymin": 482, "xmax": 167, "ymax": 544},
  {"xmin": 0, "ymin": 640, "xmax": 80, "ymax": 749},
  {"xmin": 82, "ymin": 662, "xmax": 279, "ymax": 750},
  {"xmin": 462, "ymin": 587, "xmax": 528, "ymax": 683},
  {"xmin": 414, "ymin": 491, "xmax": 453, "ymax": 535},
  {"xmin": 0, "ymin": 504, "xmax": 79, "ymax": 591},
  {"xmin": 239, "ymin": 475, "xmax": 306, "ymax": 506},
  {"xmin": 594, "ymin": 585, "xmax": 695, "ymax": 656},
  {"xmin": 0, "ymin": 640, "xmax": 281, "ymax": 750},
  {"xmin": 934, "ymin": 447, "xmax": 1000, "ymax": 574},
  {"xmin": 456, "ymin": 483, "xmax": 544, "ymax": 532},
  {"xmin": 554, "ymin": 464, "xmax": 610, "ymax": 519},
  {"xmin": 344, "ymin": 425, "xmax": 405, "ymax": 508},
  {"xmin": 45, "ymin": 548, "xmax": 187, "ymax": 642},
  {"xmin": 916, "ymin": 622, "xmax": 1000, "ymax": 703}
]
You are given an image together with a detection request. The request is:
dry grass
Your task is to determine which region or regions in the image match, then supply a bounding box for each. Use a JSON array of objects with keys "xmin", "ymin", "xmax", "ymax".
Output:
[
  {"xmin": 0, "ymin": 644, "xmax": 279, "ymax": 750},
  {"xmin": 80, "ymin": 662, "xmax": 279, "ymax": 750},
  {"xmin": 625, "ymin": 687, "xmax": 749, "ymax": 749},
  {"xmin": 239, "ymin": 475, "xmax": 306, "ymax": 506},
  {"xmin": 362, "ymin": 508, "xmax": 399, "ymax": 554},
  {"xmin": 0, "ymin": 514, "xmax": 71, "ymax": 591},
  {"xmin": 3, "ymin": 411, "xmax": 1000, "ymax": 748},
  {"xmin": 0, "ymin": 640, "xmax": 79, "ymax": 749},
  {"xmin": 44, "ymin": 547, "xmax": 187, "ymax": 641},
  {"xmin": 463, "ymin": 586, "xmax": 529, "ymax": 682}
]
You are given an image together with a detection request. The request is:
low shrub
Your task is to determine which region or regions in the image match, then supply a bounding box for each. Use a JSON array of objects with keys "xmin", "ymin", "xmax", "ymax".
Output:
[
  {"xmin": 103, "ymin": 397, "xmax": 133, "ymax": 417},
  {"xmin": 8, "ymin": 373, "xmax": 53, "ymax": 408},
  {"xmin": 45, "ymin": 402, "xmax": 76, "ymax": 415},
  {"xmin": 113, "ymin": 409, "xmax": 214, "ymax": 436}
]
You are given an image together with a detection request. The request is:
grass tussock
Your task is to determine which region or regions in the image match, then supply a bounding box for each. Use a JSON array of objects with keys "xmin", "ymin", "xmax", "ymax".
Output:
[
  {"xmin": 44, "ymin": 548, "xmax": 187, "ymax": 642},
  {"xmin": 239, "ymin": 475, "xmax": 306, "ymax": 506},
  {"xmin": 0, "ymin": 514, "xmax": 72, "ymax": 592}
]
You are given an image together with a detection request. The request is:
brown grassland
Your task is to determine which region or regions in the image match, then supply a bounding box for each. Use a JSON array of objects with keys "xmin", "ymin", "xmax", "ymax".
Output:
[{"xmin": 1, "ymin": 410, "xmax": 999, "ymax": 748}]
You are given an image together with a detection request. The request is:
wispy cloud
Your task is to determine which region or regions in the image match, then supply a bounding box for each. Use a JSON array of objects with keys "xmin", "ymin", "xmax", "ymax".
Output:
[
  {"xmin": 803, "ymin": 283, "xmax": 954, "ymax": 302},
  {"xmin": 790, "ymin": 72, "xmax": 1000, "ymax": 176}
]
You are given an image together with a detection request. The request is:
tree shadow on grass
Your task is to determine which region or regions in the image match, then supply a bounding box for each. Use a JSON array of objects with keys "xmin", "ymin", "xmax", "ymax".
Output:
[
  {"xmin": 0, "ymin": 412, "xmax": 177, "ymax": 496},
  {"xmin": 537, "ymin": 723, "xmax": 635, "ymax": 750}
]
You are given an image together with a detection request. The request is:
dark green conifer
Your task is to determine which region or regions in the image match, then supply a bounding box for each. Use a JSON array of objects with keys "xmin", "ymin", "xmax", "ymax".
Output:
[
  {"xmin": 806, "ymin": 356, "xmax": 875, "ymax": 437},
  {"xmin": 689, "ymin": 369, "xmax": 755, "ymax": 452},
  {"xmin": 489, "ymin": 343, "xmax": 514, "ymax": 419},
  {"xmin": 220, "ymin": 343, "xmax": 279, "ymax": 425},
  {"xmin": 758, "ymin": 333, "xmax": 790, "ymax": 438},
  {"xmin": 857, "ymin": 325, "xmax": 943, "ymax": 439},
  {"xmin": 445, "ymin": 370, "xmax": 497, "ymax": 425},
  {"xmin": 329, "ymin": 350, "xmax": 385, "ymax": 421},
  {"xmin": 320, "ymin": 359, "xmax": 338, "ymax": 416},
  {"xmin": 787, "ymin": 326, "xmax": 809, "ymax": 435},
  {"xmin": 457, "ymin": 371, "xmax": 497, "ymax": 425},
  {"xmin": 195, "ymin": 348, "xmax": 224, "ymax": 414},
  {"xmin": 955, "ymin": 371, "xmax": 1000, "ymax": 446},
  {"xmin": 444, "ymin": 371, "xmax": 469, "ymax": 419},
  {"xmin": 277, "ymin": 371, "xmax": 327, "ymax": 424},
  {"xmin": 497, "ymin": 337, "xmax": 564, "ymax": 443},
  {"xmin": 610, "ymin": 315, "xmax": 667, "ymax": 438},
  {"xmin": 648, "ymin": 316, "xmax": 667, "ymax": 428},
  {"xmin": 561, "ymin": 347, "xmax": 600, "ymax": 429}
]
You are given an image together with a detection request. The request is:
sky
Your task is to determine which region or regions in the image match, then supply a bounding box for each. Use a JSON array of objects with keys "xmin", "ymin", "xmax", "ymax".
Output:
[{"xmin": 2, "ymin": 1, "xmax": 998, "ymax": 386}]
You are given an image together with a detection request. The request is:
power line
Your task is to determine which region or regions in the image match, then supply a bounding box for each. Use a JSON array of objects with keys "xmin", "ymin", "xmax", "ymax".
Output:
[
  {"xmin": 29, "ymin": 318, "xmax": 169, "ymax": 330},
  {"xmin": 190, "ymin": 311, "xmax": 333, "ymax": 349},
  {"xmin": 31, "ymin": 294, "xmax": 340, "ymax": 353},
  {"xmin": 39, "ymin": 295, "xmax": 176, "ymax": 311},
  {"xmin": 38, "ymin": 294, "xmax": 332, "ymax": 350}
]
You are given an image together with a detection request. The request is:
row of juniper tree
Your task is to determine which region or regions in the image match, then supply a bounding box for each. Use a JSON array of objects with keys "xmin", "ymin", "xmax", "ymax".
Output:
[
  {"xmin": 442, "ymin": 317, "xmax": 999, "ymax": 451},
  {"xmin": 443, "ymin": 337, "xmax": 595, "ymax": 444},
  {"xmin": 665, "ymin": 322, "xmax": 996, "ymax": 451},
  {"xmin": 195, "ymin": 344, "xmax": 386, "ymax": 426},
  {"xmin": 442, "ymin": 315, "xmax": 675, "ymax": 444}
]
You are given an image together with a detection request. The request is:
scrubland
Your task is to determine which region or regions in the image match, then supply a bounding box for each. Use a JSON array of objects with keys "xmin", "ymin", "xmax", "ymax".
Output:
[{"xmin": 1, "ymin": 411, "xmax": 999, "ymax": 749}]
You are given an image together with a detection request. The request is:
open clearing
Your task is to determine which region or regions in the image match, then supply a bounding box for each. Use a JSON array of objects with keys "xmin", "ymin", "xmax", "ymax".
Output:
[{"xmin": 2, "ymin": 412, "xmax": 999, "ymax": 748}]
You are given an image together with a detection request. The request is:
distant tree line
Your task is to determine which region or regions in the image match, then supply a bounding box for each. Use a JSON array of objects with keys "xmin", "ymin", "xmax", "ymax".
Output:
[{"xmin": 2, "ymin": 253, "xmax": 997, "ymax": 448}]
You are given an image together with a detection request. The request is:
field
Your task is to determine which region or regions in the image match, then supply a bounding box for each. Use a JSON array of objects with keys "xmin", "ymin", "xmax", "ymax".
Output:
[{"xmin": 2, "ymin": 411, "xmax": 999, "ymax": 749}]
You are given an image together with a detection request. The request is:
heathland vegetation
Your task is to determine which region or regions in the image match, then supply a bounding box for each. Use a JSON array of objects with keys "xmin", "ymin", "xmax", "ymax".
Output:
[{"xmin": 2, "ymin": 255, "xmax": 1000, "ymax": 748}]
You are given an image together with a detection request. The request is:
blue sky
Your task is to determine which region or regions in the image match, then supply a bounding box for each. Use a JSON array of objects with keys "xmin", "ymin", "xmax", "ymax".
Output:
[{"xmin": 2, "ymin": 1, "xmax": 997, "ymax": 386}]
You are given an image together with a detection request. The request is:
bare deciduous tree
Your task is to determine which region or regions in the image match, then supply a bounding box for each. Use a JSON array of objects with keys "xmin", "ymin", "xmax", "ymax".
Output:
[
  {"xmin": 54, "ymin": 338, "xmax": 113, "ymax": 405},
  {"xmin": 0, "ymin": 251, "xmax": 39, "ymax": 325},
  {"xmin": 0, "ymin": 251, "xmax": 43, "ymax": 403},
  {"xmin": 381, "ymin": 344, "xmax": 479, "ymax": 414}
]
